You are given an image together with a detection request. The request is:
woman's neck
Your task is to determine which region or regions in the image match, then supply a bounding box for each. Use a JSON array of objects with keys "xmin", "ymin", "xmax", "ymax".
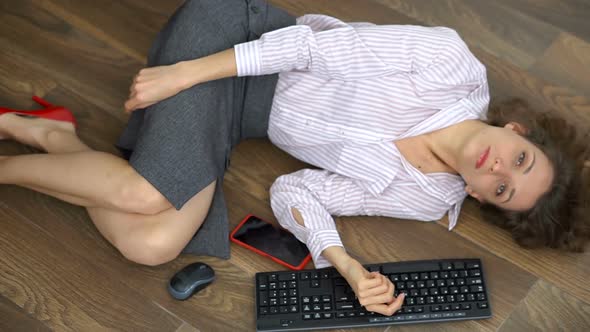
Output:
[{"xmin": 424, "ymin": 120, "xmax": 486, "ymax": 174}]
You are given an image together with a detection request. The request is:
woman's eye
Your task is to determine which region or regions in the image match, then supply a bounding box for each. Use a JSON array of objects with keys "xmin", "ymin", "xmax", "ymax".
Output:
[
  {"xmin": 496, "ymin": 183, "xmax": 506, "ymax": 196},
  {"xmin": 516, "ymin": 152, "xmax": 526, "ymax": 166}
]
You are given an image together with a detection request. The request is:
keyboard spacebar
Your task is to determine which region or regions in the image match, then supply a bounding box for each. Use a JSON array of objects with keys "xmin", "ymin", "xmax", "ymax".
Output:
[{"xmin": 381, "ymin": 261, "xmax": 440, "ymax": 274}]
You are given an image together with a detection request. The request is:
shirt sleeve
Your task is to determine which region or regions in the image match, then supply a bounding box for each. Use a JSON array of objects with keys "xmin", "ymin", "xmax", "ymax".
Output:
[
  {"xmin": 234, "ymin": 14, "xmax": 485, "ymax": 82},
  {"xmin": 270, "ymin": 168, "xmax": 420, "ymax": 268},
  {"xmin": 270, "ymin": 169, "xmax": 353, "ymax": 268}
]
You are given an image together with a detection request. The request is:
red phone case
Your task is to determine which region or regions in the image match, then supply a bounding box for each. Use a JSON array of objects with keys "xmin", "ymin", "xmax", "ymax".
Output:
[{"xmin": 230, "ymin": 214, "xmax": 312, "ymax": 270}]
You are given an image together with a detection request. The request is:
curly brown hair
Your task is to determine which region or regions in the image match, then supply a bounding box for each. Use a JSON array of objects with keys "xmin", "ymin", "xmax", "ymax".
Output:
[{"xmin": 479, "ymin": 98, "xmax": 590, "ymax": 252}]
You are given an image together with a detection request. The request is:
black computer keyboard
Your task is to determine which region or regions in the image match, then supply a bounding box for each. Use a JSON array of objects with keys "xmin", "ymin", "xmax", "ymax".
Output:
[{"xmin": 255, "ymin": 258, "xmax": 491, "ymax": 331}]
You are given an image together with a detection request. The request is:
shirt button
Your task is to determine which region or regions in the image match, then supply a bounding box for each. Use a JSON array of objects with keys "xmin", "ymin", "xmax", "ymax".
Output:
[{"xmin": 250, "ymin": 5, "xmax": 260, "ymax": 14}]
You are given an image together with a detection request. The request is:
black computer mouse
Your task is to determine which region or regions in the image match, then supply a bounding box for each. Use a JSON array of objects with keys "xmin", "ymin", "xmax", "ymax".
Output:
[{"xmin": 168, "ymin": 262, "xmax": 215, "ymax": 301}]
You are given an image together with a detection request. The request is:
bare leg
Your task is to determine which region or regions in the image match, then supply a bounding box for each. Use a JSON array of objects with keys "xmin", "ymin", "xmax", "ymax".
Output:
[
  {"xmin": 1, "ymin": 113, "xmax": 216, "ymax": 265},
  {"xmin": 0, "ymin": 113, "xmax": 172, "ymax": 213}
]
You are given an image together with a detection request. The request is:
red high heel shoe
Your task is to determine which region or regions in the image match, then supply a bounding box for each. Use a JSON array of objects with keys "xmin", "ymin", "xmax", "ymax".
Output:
[{"xmin": 0, "ymin": 96, "xmax": 77, "ymax": 127}]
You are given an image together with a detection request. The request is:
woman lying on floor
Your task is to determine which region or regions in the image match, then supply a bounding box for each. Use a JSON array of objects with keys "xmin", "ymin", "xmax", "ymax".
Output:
[{"xmin": 1, "ymin": 0, "xmax": 588, "ymax": 317}]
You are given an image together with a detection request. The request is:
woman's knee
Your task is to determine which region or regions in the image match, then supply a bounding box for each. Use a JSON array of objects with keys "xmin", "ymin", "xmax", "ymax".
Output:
[
  {"xmin": 115, "ymin": 173, "xmax": 172, "ymax": 215},
  {"xmin": 117, "ymin": 230, "xmax": 182, "ymax": 266}
]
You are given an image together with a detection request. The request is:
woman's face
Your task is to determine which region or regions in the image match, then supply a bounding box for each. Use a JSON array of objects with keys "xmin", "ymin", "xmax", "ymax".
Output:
[{"xmin": 459, "ymin": 123, "xmax": 554, "ymax": 211}]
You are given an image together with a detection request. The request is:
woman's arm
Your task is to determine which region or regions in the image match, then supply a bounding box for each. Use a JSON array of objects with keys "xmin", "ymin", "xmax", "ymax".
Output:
[
  {"xmin": 271, "ymin": 169, "xmax": 405, "ymax": 316},
  {"xmin": 125, "ymin": 48, "xmax": 237, "ymax": 112}
]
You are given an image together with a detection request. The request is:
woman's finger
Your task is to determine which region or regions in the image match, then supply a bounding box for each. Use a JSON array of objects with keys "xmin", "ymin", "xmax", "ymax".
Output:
[
  {"xmin": 358, "ymin": 281, "xmax": 388, "ymax": 299},
  {"xmin": 357, "ymin": 272, "xmax": 384, "ymax": 290},
  {"xmin": 365, "ymin": 292, "xmax": 405, "ymax": 316}
]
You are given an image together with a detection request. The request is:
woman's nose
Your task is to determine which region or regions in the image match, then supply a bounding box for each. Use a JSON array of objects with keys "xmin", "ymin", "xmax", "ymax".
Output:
[{"xmin": 490, "ymin": 158, "xmax": 504, "ymax": 173}]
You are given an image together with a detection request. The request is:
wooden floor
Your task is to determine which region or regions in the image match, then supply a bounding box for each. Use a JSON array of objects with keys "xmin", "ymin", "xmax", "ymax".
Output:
[{"xmin": 1, "ymin": 0, "xmax": 589, "ymax": 331}]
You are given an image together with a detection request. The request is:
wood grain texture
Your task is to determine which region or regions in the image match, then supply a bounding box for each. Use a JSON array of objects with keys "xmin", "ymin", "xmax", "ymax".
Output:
[
  {"xmin": 498, "ymin": 280, "xmax": 590, "ymax": 332},
  {"xmin": 530, "ymin": 32, "xmax": 590, "ymax": 97},
  {"xmin": 0, "ymin": 294, "xmax": 51, "ymax": 332},
  {"xmin": 0, "ymin": 203, "xmax": 183, "ymax": 331}
]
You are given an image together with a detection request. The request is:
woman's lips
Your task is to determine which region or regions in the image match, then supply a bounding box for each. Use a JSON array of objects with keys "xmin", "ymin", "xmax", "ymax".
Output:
[{"xmin": 476, "ymin": 146, "xmax": 490, "ymax": 169}]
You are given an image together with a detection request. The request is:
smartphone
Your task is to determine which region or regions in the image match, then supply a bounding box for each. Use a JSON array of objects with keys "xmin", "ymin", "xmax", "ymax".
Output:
[{"xmin": 230, "ymin": 214, "xmax": 312, "ymax": 270}]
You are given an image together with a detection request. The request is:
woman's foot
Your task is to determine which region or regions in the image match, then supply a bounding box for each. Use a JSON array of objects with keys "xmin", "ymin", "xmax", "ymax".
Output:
[{"xmin": 0, "ymin": 113, "xmax": 76, "ymax": 151}]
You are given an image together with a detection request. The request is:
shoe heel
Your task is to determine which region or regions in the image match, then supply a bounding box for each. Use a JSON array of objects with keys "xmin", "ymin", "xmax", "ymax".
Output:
[{"xmin": 32, "ymin": 95, "xmax": 53, "ymax": 108}]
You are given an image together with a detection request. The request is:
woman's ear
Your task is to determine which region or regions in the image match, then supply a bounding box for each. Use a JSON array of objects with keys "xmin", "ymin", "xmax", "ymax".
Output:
[
  {"xmin": 504, "ymin": 121, "xmax": 529, "ymax": 135},
  {"xmin": 465, "ymin": 185, "xmax": 484, "ymax": 203}
]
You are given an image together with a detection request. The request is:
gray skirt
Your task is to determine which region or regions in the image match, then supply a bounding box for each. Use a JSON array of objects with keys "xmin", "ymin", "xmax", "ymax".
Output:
[{"xmin": 115, "ymin": 0, "xmax": 295, "ymax": 259}]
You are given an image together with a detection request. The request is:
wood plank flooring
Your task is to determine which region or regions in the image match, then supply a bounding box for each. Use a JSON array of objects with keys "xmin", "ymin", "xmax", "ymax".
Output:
[{"xmin": 1, "ymin": 0, "xmax": 589, "ymax": 331}]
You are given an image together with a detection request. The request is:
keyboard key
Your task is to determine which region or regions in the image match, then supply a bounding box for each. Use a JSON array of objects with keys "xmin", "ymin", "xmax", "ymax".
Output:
[
  {"xmin": 279, "ymin": 282, "xmax": 287, "ymax": 289},
  {"xmin": 311, "ymin": 272, "xmax": 319, "ymax": 279},
  {"xmin": 300, "ymin": 273, "xmax": 310, "ymax": 280},
  {"xmin": 302, "ymin": 313, "xmax": 312, "ymax": 320},
  {"xmin": 289, "ymin": 281, "xmax": 297, "ymax": 288},
  {"xmin": 323, "ymin": 312, "xmax": 333, "ymax": 319},
  {"xmin": 279, "ymin": 273, "xmax": 297, "ymax": 281},
  {"xmin": 302, "ymin": 304, "xmax": 312, "ymax": 312},
  {"xmin": 477, "ymin": 293, "xmax": 486, "ymax": 301},
  {"xmin": 313, "ymin": 313, "xmax": 322, "ymax": 319},
  {"xmin": 441, "ymin": 262, "xmax": 453, "ymax": 270},
  {"xmin": 270, "ymin": 306, "xmax": 278, "ymax": 314},
  {"xmin": 311, "ymin": 280, "xmax": 320, "ymax": 288},
  {"xmin": 469, "ymin": 269, "xmax": 482, "ymax": 277},
  {"xmin": 312, "ymin": 296, "xmax": 321, "ymax": 303},
  {"xmin": 259, "ymin": 307, "xmax": 268, "ymax": 315},
  {"xmin": 466, "ymin": 262, "xmax": 480, "ymax": 269},
  {"xmin": 453, "ymin": 262, "xmax": 465, "ymax": 270},
  {"xmin": 467, "ymin": 278, "xmax": 483, "ymax": 285},
  {"xmin": 420, "ymin": 273, "xmax": 430, "ymax": 280},
  {"xmin": 322, "ymin": 295, "xmax": 331, "ymax": 303},
  {"xmin": 269, "ymin": 274, "xmax": 278, "ymax": 282},
  {"xmin": 336, "ymin": 302, "xmax": 354, "ymax": 310},
  {"xmin": 290, "ymin": 305, "xmax": 298, "ymax": 313},
  {"xmin": 470, "ymin": 285, "xmax": 484, "ymax": 293},
  {"xmin": 478, "ymin": 302, "xmax": 489, "ymax": 309},
  {"xmin": 368, "ymin": 266, "xmax": 380, "ymax": 272},
  {"xmin": 410, "ymin": 273, "xmax": 419, "ymax": 280}
]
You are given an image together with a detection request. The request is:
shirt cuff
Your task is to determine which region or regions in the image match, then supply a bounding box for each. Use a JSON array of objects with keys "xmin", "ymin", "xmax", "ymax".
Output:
[
  {"xmin": 234, "ymin": 40, "xmax": 262, "ymax": 76},
  {"xmin": 307, "ymin": 229, "xmax": 344, "ymax": 268}
]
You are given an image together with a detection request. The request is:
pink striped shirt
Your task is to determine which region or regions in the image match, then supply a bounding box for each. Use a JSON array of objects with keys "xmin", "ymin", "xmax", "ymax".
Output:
[{"xmin": 234, "ymin": 15, "xmax": 489, "ymax": 268}]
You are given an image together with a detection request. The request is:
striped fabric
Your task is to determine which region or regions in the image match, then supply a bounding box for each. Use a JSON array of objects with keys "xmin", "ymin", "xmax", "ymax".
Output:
[{"xmin": 234, "ymin": 15, "xmax": 489, "ymax": 268}]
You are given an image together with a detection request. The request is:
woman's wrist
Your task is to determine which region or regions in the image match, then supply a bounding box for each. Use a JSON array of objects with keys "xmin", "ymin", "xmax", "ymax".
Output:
[
  {"xmin": 178, "ymin": 48, "xmax": 238, "ymax": 90},
  {"xmin": 322, "ymin": 246, "xmax": 353, "ymax": 273}
]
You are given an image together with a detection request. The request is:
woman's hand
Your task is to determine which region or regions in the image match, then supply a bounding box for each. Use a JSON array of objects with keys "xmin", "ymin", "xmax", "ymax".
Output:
[
  {"xmin": 341, "ymin": 258, "xmax": 405, "ymax": 316},
  {"xmin": 124, "ymin": 62, "xmax": 189, "ymax": 113}
]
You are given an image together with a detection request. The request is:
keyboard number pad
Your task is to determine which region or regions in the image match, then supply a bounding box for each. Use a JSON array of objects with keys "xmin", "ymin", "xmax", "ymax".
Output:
[{"xmin": 258, "ymin": 273, "xmax": 299, "ymax": 316}]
